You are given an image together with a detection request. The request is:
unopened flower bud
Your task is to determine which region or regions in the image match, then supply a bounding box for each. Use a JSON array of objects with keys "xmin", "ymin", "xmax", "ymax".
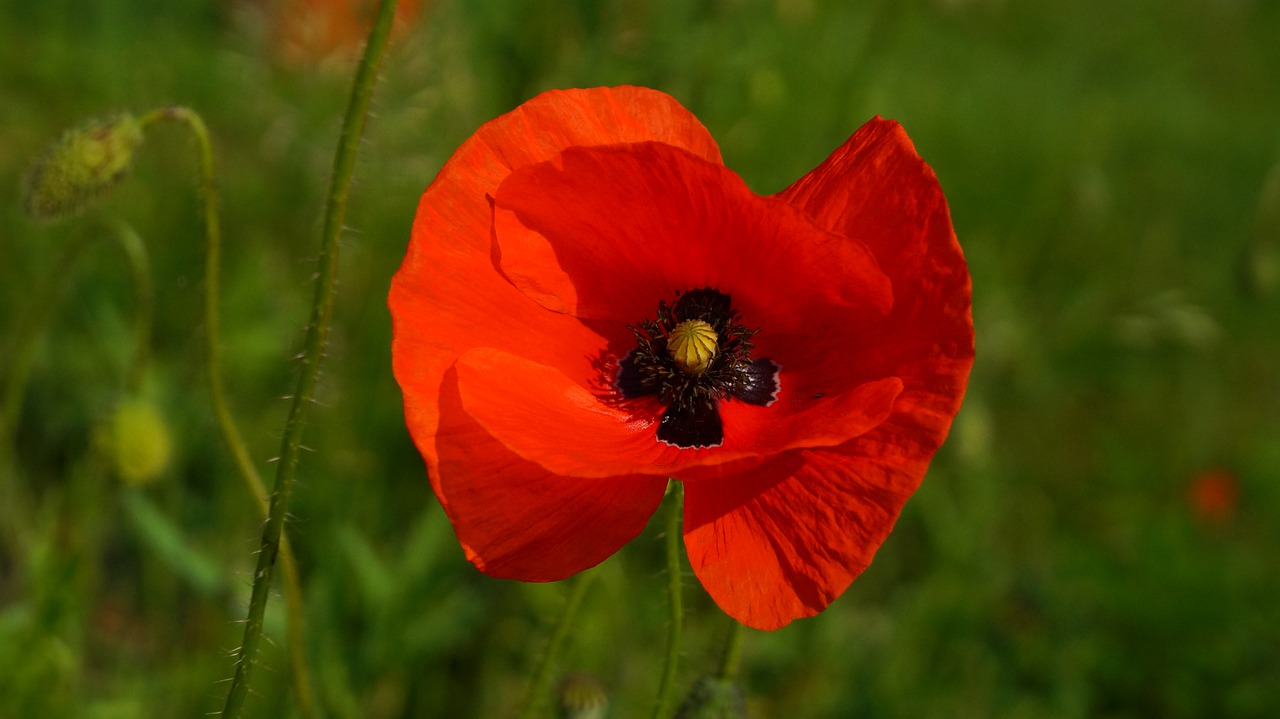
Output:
[
  {"xmin": 22, "ymin": 114, "xmax": 144, "ymax": 221},
  {"xmin": 97, "ymin": 398, "xmax": 172, "ymax": 486},
  {"xmin": 674, "ymin": 676, "xmax": 748, "ymax": 719},
  {"xmin": 558, "ymin": 672, "xmax": 608, "ymax": 719}
]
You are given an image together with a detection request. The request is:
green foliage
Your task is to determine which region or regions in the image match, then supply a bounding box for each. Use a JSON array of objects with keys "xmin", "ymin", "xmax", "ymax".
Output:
[{"xmin": 2, "ymin": 0, "xmax": 1278, "ymax": 717}]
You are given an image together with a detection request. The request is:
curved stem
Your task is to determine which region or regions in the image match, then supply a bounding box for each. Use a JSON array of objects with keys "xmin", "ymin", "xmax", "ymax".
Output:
[
  {"xmin": 651, "ymin": 481, "xmax": 685, "ymax": 719},
  {"xmin": 137, "ymin": 106, "xmax": 318, "ymax": 717},
  {"xmin": 517, "ymin": 570, "xmax": 598, "ymax": 719},
  {"xmin": 217, "ymin": 1, "xmax": 397, "ymax": 716}
]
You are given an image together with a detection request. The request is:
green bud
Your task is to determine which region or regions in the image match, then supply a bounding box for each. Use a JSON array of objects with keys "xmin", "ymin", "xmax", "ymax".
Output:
[
  {"xmin": 674, "ymin": 676, "xmax": 748, "ymax": 719},
  {"xmin": 22, "ymin": 113, "xmax": 144, "ymax": 221},
  {"xmin": 97, "ymin": 398, "xmax": 172, "ymax": 486},
  {"xmin": 558, "ymin": 673, "xmax": 608, "ymax": 719}
]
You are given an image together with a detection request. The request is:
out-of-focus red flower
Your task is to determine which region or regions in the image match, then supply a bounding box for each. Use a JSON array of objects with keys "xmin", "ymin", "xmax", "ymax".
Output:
[
  {"xmin": 1187, "ymin": 468, "xmax": 1239, "ymax": 524},
  {"xmin": 389, "ymin": 86, "xmax": 973, "ymax": 630},
  {"xmin": 267, "ymin": 0, "xmax": 426, "ymax": 65}
]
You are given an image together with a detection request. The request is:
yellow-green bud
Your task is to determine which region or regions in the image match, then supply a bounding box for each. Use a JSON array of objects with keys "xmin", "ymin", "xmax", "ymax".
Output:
[
  {"xmin": 97, "ymin": 398, "xmax": 172, "ymax": 486},
  {"xmin": 558, "ymin": 673, "xmax": 607, "ymax": 719},
  {"xmin": 22, "ymin": 113, "xmax": 144, "ymax": 221},
  {"xmin": 667, "ymin": 319, "xmax": 718, "ymax": 376}
]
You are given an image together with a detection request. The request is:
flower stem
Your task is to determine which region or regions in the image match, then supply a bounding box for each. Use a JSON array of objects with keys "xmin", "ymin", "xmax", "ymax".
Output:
[
  {"xmin": 517, "ymin": 570, "xmax": 598, "ymax": 719},
  {"xmin": 1, "ymin": 220, "xmax": 150, "ymax": 558},
  {"xmin": 107, "ymin": 221, "xmax": 154, "ymax": 395},
  {"xmin": 216, "ymin": 1, "xmax": 397, "ymax": 716},
  {"xmin": 716, "ymin": 618, "xmax": 746, "ymax": 681},
  {"xmin": 137, "ymin": 104, "xmax": 318, "ymax": 719},
  {"xmin": 651, "ymin": 481, "xmax": 685, "ymax": 719}
]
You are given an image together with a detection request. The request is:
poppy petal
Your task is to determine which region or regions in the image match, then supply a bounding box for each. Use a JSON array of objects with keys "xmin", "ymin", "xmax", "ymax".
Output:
[
  {"xmin": 491, "ymin": 142, "xmax": 893, "ymax": 336},
  {"xmin": 436, "ymin": 364, "xmax": 668, "ymax": 580},
  {"xmin": 682, "ymin": 444, "xmax": 924, "ymax": 631},
  {"xmin": 775, "ymin": 117, "xmax": 972, "ymax": 544},
  {"xmin": 775, "ymin": 117, "xmax": 973, "ymax": 415},
  {"xmin": 452, "ymin": 347, "xmax": 903, "ymax": 477},
  {"xmin": 674, "ymin": 118, "xmax": 971, "ymax": 630},
  {"xmin": 392, "ymin": 87, "xmax": 722, "ymax": 511}
]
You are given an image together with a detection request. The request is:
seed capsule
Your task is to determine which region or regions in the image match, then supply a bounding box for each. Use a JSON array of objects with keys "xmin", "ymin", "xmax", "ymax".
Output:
[{"xmin": 667, "ymin": 319, "xmax": 718, "ymax": 376}]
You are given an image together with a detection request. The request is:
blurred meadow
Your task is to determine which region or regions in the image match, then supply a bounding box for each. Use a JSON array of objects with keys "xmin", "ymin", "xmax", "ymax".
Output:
[{"xmin": 2, "ymin": 0, "xmax": 1279, "ymax": 716}]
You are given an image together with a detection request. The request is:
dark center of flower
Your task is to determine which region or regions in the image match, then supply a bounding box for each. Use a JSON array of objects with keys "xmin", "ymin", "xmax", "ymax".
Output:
[{"xmin": 615, "ymin": 288, "xmax": 780, "ymax": 449}]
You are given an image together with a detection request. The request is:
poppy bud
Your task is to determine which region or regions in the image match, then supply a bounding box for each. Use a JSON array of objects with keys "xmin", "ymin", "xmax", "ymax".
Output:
[
  {"xmin": 97, "ymin": 398, "xmax": 172, "ymax": 486},
  {"xmin": 674, "ymin": 676, "xmax": 748, "ymax": 719},
  {"xmin": 21, "ymin": 113, "xmax": 144, "ymax": 221},
  {"xmin": 557, "ymin": 672, "xmax": 607, "ymax": 719},
  {"xmin": 667, "ymin": 319, "xmax": 718, "ymax": 376}
]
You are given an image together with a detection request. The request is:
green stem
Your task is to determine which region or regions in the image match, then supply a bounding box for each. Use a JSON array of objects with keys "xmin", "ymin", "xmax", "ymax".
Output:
[
  {"xmin": 217, "ymin": 1, "xmax": 397, "ymax": 716},
  {"xmin": 0, "ymin": 220, "xmax": 150, "ymax": 559},
  {"xmin": 136, "ymin": 106, "xmax": 318, "ymax": 718},
  {"xmin": 141, "ymin": 104, "xmax": 318, "ymax": 719},
  {"xmin": 517, "ymin": 570, "xmax": 598, "ymax": 719},
  {"xmin": 716, "ymin": 619, "xmax": 746, "ymax": 681},
  {"xmin": 0, "ymin": 231, "xmax": 93, "ymax": 449},
  {"xmin": 651, "ymin": 481, "xmax": 685, "ymax": 719},
  {"xmin": 107, "ymin": 221, "xmax": 154, "ymax": 394}
]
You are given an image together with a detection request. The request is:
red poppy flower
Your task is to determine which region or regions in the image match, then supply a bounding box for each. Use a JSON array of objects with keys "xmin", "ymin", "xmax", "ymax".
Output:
[
  {"xmin": 389, "ymin": 86, "xmax": 973, "ymax": 630},
  {"xmin": 1187, "ymin": 468, "xmax": 1238, "ymax": 524}
]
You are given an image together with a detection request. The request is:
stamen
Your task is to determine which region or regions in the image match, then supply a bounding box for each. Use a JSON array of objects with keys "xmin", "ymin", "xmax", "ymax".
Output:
[{"xmin": 617, "ymin": 288, "xmax": 778, "ymax": 449}]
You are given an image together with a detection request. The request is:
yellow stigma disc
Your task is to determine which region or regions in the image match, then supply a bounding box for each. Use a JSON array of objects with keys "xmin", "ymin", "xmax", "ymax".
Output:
[{"xmin": 667, "ymin": 319, "xmax": 718, "ymax": 376}]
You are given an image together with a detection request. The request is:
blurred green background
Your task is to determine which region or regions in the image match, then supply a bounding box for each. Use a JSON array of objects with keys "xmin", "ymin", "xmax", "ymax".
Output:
[{"xmin": 2, "ymin": 0, "xmax": 1278, "ymax": 716}]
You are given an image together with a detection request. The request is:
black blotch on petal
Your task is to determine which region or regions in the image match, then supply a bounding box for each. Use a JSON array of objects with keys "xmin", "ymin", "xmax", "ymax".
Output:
[
  {"xmin": 616, "ymin": 348, "xmax": 654, "ymax": 398},
  {"xmin": 735, "ymin": 358, "xmax": 780, "ymax": 406},
  {"xmin": 657, "ymin": 401, "xmax": 723, "ymax": 449}
]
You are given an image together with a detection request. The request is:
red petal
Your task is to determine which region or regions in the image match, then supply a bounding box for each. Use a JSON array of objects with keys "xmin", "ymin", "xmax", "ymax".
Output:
[
  {"xmin": 391, "ymin": 87, "xmax": 720, "ymax": 513},
  {"xmin": 436, "ymin": 364, "xmax": 668, "ymax": 580},
  {"xmin": 454, "ymin": 347, "xmax": 904, "ymax": 477},
  {"xmin": 776, "ymin": 117, "xmax": 972, "ymax": 538},
  {"xmin": 493, "ymin": 142, "xmax": 892, "ymax": 332},
  {"xmin": 775, "ymin": 117, "xmax": 973, "ymax": 415},
  {"xmin": 683, "ymin": 444, "xmax": 925, "ymax": 631},
  {"xmin": 678, "ymin": 119, "xmax": 971, "ymax": 629},
  {"xmin": 486, "ymin": 140, "xmax": 904, "ymax": 467}
]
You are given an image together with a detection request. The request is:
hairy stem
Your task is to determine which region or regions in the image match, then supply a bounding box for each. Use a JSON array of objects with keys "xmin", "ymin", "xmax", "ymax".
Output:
[{"xmin": 216, "ymin": 0, "xmax": 398, "ymax": 715}]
